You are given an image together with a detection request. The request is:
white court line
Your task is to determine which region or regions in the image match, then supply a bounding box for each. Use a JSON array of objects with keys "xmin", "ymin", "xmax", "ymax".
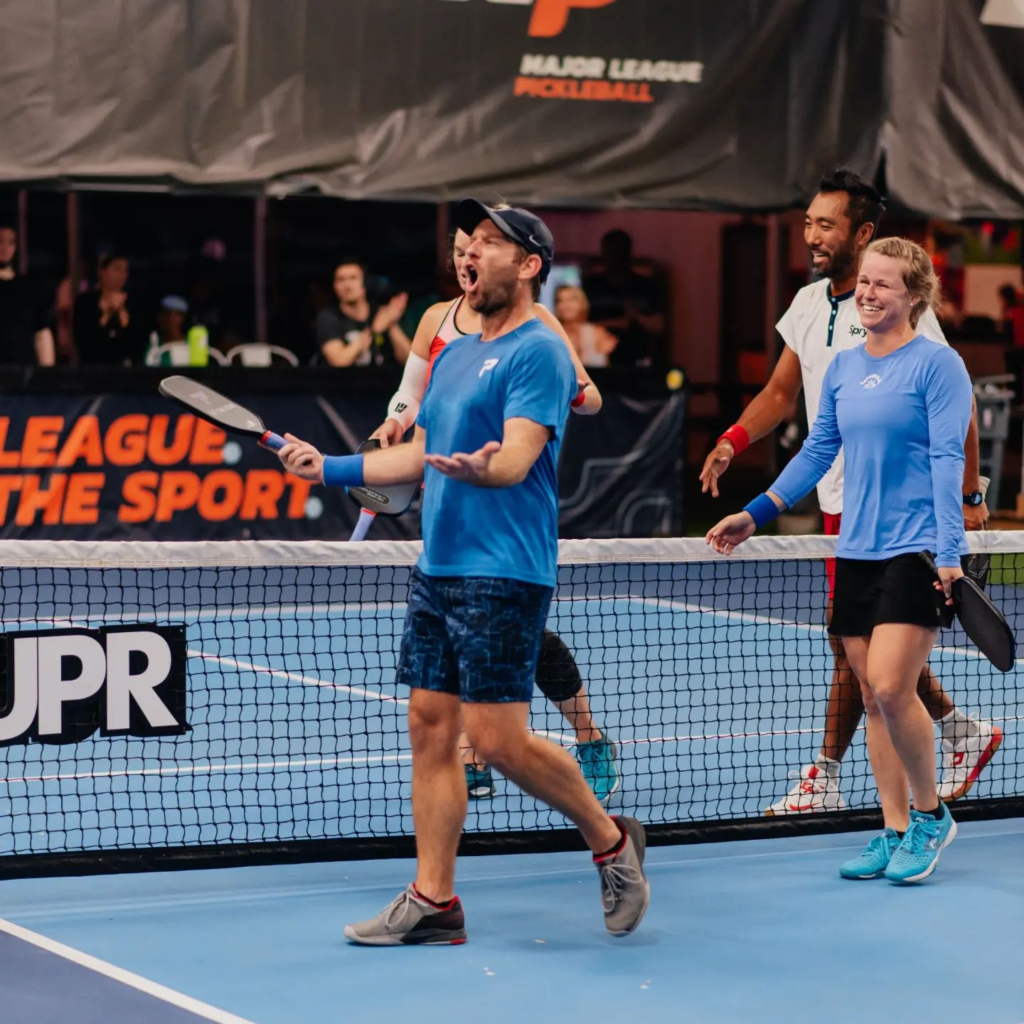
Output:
[
  {"xmin": 12, "ymin": 593, "xmax": 1018, "ymax": 666},
  {"xmin": 8, "ymin": 712, "xmax": 1020, "ymax": 788},
  {"xmin": 191, "ymin": 649, "xmax": 577, "ymax": 746},
  {"xmin": 0, "ymin": 916, "xmax": 255, "ymax": 1024},
  {"xmin": 0, "ymin": 751, "xmax": 413, "ymax": 787},
  {"xmin": 189, "ymin": 649, "xmax": 409, "ymax": 706},
  {"xmin": 591, "ymin": 594, "xmax": 1024, "ymax": 666},
  {"xmin": 4, "ymin": 601, "xmax": 407, "ymax": 627}
]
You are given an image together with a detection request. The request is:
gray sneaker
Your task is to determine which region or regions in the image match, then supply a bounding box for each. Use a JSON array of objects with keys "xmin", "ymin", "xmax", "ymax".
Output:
[
  {"xmin": 595, "ymin": 816, "xmax": 650, "ymax": 936},
  {"xmin": 344, "ymin": 885, "xmax": 467, "ymax": 946}
]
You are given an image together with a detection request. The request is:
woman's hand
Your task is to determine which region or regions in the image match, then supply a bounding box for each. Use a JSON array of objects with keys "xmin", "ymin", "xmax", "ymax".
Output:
[
  {"xmin": 705, "ymin": 512, "xmax": 756, "ymax": 555},
  {"xmin": 934, "ymin": 564, "xmax": 965, "ymax": 607},
  {"xmin": 369, "ymin": 418, "xmax": 406, "ymax": 449}
]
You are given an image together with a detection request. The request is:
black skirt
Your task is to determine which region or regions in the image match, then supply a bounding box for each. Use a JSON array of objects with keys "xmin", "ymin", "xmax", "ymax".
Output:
[{"xmin": 828, "ymin": 552, "xmax": 957, "ymax": 637}]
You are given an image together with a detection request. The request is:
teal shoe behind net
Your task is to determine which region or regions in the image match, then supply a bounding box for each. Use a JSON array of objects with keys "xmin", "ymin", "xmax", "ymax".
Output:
[
  {"xmin": 465, "ymin": 764, "xmax": 495, "ymax": 800},
  {"xmin": 578, "ymin": 738, "xmax": 620, "ymax": 805}
]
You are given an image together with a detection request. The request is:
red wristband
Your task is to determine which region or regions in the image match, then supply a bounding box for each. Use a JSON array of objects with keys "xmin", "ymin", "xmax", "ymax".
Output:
[
  {"xmin": 570, "ymin": 387, "xmax": 587, "ymax": 408},
  {"xmin": 717, "ymin": 424, "xmax": 750, "ymax": 456}
]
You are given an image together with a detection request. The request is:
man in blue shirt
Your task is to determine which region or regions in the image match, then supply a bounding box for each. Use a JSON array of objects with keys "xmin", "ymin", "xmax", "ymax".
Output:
[{"xmin": 277, "ymin": 201, "xmax": 649, "ymax": 945}]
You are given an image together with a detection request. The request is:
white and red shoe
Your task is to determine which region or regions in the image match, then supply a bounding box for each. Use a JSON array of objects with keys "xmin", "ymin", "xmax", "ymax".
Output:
[
  {"xmin": 937, "ymin": 719, "xmax": 1003, "ymax": 802},
  {"xmin": 764, "ymin": 763, "xmax": 845, "ymax": 816}
]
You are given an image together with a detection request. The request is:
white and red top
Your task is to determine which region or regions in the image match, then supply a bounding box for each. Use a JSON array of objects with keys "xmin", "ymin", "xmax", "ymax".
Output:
[{"xmin": 424, "ymin": 296, "xmax": 468, "ymax": 387}]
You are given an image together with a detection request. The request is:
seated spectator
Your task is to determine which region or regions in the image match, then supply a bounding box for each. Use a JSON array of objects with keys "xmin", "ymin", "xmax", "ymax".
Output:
[
  {"xmin": 0, "ymin": 224, "xmax": 55, "ymax": 365},
  {"xmin": 583, "ymin": 229, "xmax": 667, "ymax": 367},
  {"xmin": 156, "ymin": 295, "xmax": 189, "ymax": 344},
  {"xmin": 316, "ymin": 259, "xmax": 410, "ymax": 368},
  {"xmin": 73, "ymin": 252, "xmax": 141, "ymax": 365},
  {"xmin": 554, "ymin": 285, "xmax": 618, "ymax": 368},
  {"xmin": 999, "ymin": 283, "xmax": 1024, "ymax": 347}
]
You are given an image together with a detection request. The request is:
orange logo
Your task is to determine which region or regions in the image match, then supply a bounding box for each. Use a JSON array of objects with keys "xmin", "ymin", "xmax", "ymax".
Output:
[{"xmin": 529, "ymin": 0, "xmax": 617, "ymax": 38}]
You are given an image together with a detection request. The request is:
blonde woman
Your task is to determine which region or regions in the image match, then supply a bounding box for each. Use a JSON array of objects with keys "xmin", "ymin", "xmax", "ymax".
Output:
[
  {"xmin": 554, "ymin": 285, "xmax": 618, "ymax": 368},
  {"xmin": 708, "ymin": 237, "xmax": 971, "ymax": 884}
]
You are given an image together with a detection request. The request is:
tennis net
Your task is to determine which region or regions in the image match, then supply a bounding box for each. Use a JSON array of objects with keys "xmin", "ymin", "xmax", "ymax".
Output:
[{"xmin": 0, "ymin": 534, "xmax": 1020, "ymax": 876}]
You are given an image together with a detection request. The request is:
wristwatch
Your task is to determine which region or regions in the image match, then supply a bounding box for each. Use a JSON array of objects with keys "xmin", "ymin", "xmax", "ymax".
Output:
[{"xmin": 963, "ymin": 491, "xmax": 984, "ymax": 507}]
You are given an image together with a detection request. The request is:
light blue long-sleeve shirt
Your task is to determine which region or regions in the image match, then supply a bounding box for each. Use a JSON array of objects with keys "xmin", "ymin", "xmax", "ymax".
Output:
[{"xmin": 770, "ymin": 336, "xmax": 971, "ymax": 567}]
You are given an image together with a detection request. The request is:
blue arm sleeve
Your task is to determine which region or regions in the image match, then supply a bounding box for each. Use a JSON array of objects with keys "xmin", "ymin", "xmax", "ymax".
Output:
[
  {"xmin": 769, "ymin": 357, "xmax": 844, "ymax": 509},
  {"xmin": 924, "ymin": 347, "xmax": 971, "ymax": 566},
  {"xmin": 504, "ymin": 337, "xmax": 575, "ymax": 441}
]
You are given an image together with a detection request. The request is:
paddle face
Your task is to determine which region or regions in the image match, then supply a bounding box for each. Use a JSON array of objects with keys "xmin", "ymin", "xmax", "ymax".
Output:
[
  {"xmin": 159, "ymin": 376, "xmax": 285, "ymax": 450},
  {"xmin": 954, "ymin": 576, "xmax": 1016, "ymax": 673},
  {"xmin": 160, "ymin": 376, "xmax": 268, "ymax": 438},
  {"xmin": 348, "ymin": 439, "xmax": 418, "ymax": 516}
]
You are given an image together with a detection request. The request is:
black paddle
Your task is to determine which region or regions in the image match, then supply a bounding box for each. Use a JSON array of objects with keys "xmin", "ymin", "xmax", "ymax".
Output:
[
  {"xmin": 348, "ymin": 439, "xmax": 418, "ymax": 517},
  {"xmin": 953, "ymin": 575, "xmax": 1016, "ymax": 673},
  {"xmin": 158, "ymin": 376, "xmax": 287, "ymax": 451}
]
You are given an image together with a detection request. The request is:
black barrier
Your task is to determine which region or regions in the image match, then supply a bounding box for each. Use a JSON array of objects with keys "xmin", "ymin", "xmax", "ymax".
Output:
[{"xmin": 0, "ymin": 367, "xmax": 684, "ymax": 540}]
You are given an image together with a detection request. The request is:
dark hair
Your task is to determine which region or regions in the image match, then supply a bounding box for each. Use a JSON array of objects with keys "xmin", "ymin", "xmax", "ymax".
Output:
[
  {"xmin": 334, "ymin": 258, "xmax": 365, "ymax": 275},
  {"xmin": 817, "ymin": 168, "xmax": 886, "ymax": 240},
  {"xmin": 601, "ymin": 229, "xmax": 632, "ymax": 253},
  {"xmin": 98, "ymin": 251, "xmax": 127, "ymax": 269},
  {"xmin": 999, "ymin": 284, "xmax": 1018, "ymax": 307}
]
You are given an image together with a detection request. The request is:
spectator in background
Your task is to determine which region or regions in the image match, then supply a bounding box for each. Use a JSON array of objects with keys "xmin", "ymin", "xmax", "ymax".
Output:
[
  {"xmin": 73, "ymin": 252, "xmax": 141, "ymax": 365},
  {"xmin": 999, "ymin": 283, "xmax": 1024, "ymax": 347},
  {"xmin": 316, "ymin": 259, "xmax": 411, "ymax": 368},
  {"xmin": 555, "ymin": 285, "xmax": 618, "ymax": 368},
  {"xmin": 156, "ymin": 295, "xmax": 189, "ymax": 344},
  {"xmin": 55, "ymin": 260, "xmax": 89, "ymax": 364},
  {"xmin": 188, "ymin": 240, "xmax": 250, "ymax": 356},
  {"xmin": 583, "ymin": 229, "xmax": 666, "ymax": 367},
  {"xmin": 0, "ymin": 225, "xmax": 55, "ymax": 365}
]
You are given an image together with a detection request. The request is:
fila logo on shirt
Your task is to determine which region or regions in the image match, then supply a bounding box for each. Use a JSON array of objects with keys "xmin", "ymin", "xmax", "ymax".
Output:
[
  {"xmin": 0, "ymin": 626, "xmax": 188, "ymax": 746},
  {"xmin": 479, "ymin": 358, "xmax": 500, "ymax": 378},
  {"xmin": 860, "ymin": 374, "xmax": 882, "ymax": 390}
]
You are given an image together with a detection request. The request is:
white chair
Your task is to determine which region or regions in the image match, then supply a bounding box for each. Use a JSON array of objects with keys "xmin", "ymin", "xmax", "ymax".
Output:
[
  {"xmin": 226, "ymin": 344, "xmax": 300, "ymax": 368},
  {"xmin": 145, "ymin": 342, "xmax": 228, "ymax": 367}
]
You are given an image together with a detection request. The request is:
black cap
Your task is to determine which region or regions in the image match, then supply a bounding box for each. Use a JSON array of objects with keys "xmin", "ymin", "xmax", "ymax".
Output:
[{"xmin": 454, "ymin": 200, "xmax": 554, "ymax": 284}]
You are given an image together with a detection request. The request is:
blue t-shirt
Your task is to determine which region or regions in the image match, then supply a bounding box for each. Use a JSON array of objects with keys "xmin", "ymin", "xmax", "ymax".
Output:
[
  {"xmin": 770, "ymin": 335, "xmax": 971, "ymax": 567},
  {"xmin": 415, "ymin": 318, "xmax": 576, "ymax": 586}
]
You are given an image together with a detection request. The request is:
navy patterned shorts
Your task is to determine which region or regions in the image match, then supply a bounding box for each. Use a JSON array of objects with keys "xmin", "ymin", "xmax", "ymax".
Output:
[{"xmin": 396, "ymin": 569, "xmax": 554, "ymax": 703}]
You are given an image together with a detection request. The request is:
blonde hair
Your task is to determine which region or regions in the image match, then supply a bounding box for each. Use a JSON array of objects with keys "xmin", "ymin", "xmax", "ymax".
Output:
[
  {"xmin": 862, "ymin": 236, "xmax": 941, "ymax": 329},
  {"xmin": 554, "ymin": 284, "xmax": 590, "ymax": 320}
]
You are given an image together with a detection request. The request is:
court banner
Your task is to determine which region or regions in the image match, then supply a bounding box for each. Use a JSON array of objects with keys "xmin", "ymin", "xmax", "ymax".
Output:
[
  {"xmin": 0, "ymin": 382, "xmax": 683, "ymax": 540},
  {"xmin": 0, "ymin": 0, "xmax": 887, "ymax": 210}
]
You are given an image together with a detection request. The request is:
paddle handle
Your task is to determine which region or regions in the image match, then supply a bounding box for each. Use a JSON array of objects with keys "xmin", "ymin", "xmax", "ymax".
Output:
[
  {"xmin": 349, "ymin": 507, "xmax": 376, "ymax": 542},
  {"xmin": 259, "ymin": 431, "xmax": 287, "ymax": 451}
]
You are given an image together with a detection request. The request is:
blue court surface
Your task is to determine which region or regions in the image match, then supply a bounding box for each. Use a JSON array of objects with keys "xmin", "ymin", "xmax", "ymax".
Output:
[
  {"xmin": 0, "ymin": 553, "xmax": 1021, "ymax": 1021},
  {"xmin": 0, "ymin": 818, "xmax": 1021, "ymax": 1024}
]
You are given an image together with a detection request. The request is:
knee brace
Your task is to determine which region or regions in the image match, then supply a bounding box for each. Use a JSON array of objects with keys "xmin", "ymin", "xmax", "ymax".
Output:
[{"xmin": 535, "ymin": 629, "xmax": 583, "ymax": 703}]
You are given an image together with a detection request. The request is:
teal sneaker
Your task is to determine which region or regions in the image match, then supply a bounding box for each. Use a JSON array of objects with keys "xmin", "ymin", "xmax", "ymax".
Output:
[
  {"xmin": 465, "ymin": 764, "xmax": 495, "ymax": 800},
  {"xmin": 839, "ymin": 829, "xmax": 901, "ymax": 879},
  {"xmin": 578, "ymin": 737, "xmax": 620, "ymax": 805},
  {"xmin": 885, "ymin": 805, "xmax": 957, "ymax": 884}
]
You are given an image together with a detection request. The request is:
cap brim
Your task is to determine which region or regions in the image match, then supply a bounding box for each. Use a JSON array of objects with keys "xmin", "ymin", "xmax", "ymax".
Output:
[{"xmin": 454, "ymin": 199, "xmax": 516, "ymax": 244}]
